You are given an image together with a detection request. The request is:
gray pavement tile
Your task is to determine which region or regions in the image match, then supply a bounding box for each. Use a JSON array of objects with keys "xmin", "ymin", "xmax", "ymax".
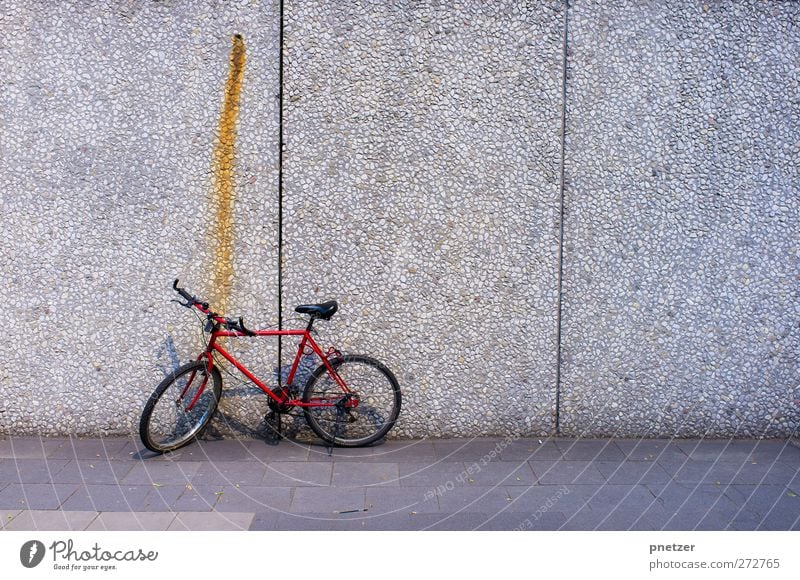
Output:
[
  {"xmin": 365, "ymin": 485, "xmax": 439, "ymax": 514},
  {"xmin": 169, "ymin": 484, "xmax": 224, "ymax": 511},
  {"xmin": 434, "ymin": 486, "xmax": 518, "ymax": 514},
  {"xmin": 290, "ymin": 486, "xmax": 365, "ymax": 514},
  {"xmin": 595, "ymin": 460, "xmax": 672, "ymax": 484},
  {"xmin": 261, "ymin": 462, "xmax": 331, "ymax": 486},
  {"xmin": 1, "ymin": 509, "xmax": 23, "ymax": 529},
  {"xmin": 579, "ymin": 485, "xmax": 663, "ymax": 520},
  {"xmin": 671, "ymin": 460, "xmax": 798, "ymax": 485},
  {"xmin": 0, "ymin": 483, "xmax": 79, "ymax": 510},
  {"xmin": 433, "ymin": 438, "xmax": 509, "ymax": 462},
  {"xmin": 86, "ymin": 511, "xmax": 177, "ymax": 531},
  {"xmin": 245, "ymin": 439, "xmax": 310, "ymax": 462},
  {"xmin": 248, "ymin": 511, "xmax": 280, "ymax": 530},
  {"xmin": 328, "ymin": 512, "xmax": 417, "ymax": 531},
  {"xmin": 265, "ymin": 511, "xmax": 404, "ymax": 531},
  {"xmin": 494, "ymin": 510, "xmax": 568, "ymax": 531},
  {"xmin": 500, "ymin": 439, "xmax": 563, "ymax": 461},
  {"xmin": 48, "ymin": 460, "xmax": 135, "ymax": 485},
  {"xmin": 458, "ymin": 460, "xmax": 537, "ymax": 486},
  {"xmin": 500, "ymin": 484, "xmax": 589, "ymax": 516},
  {"xmin": 613, "ymin": 439, "xmax": 690, "ymax": 462},
  {"xmin": 172, "ymin": 439, "xmax": 262, "ymax": 462},
  {"xmin": 331, "ymin": 440, "xmax": 438, "ymax": 462},
  {"xmin": 565, "ymin": 503, "xmax": 671, "ymax": 531},
  {"xmin": 555, "ymin": 439, "xmax": 626, "ymax": 461},
  {"xmin": 0, "ymin": 458, "xmax": 70, "ymax": 484},
  {"xmin": 331, "ymin": 462, "xmax": 399, "ymax": 487},
  {"xmin": 213, "ymin": 486, "xmax": 293, "ymax": 512},
  {"xmin": 193, "ymin": 460, "xmax": 269, "ymax": 486},
  {"xmin": 397, "ymin": 461, "xmax": 468, "ymax": 488},
  {"xmin": 758, "ymin": 506, "xmax": 800, "ymax": 531},
  {"xmin": 0, "ymin": 437, "xmax": 63, "ymax": 459},
  {"xmin": 120, "ymin": 460, "xmax": 203, "ymax": 484},
  {"xmin": 3, "ymin": 510, "xmax": 99, "ymax": 531},
  {"xmin": 168, "ymin": 511, "xmax": 254, "ymax": 531},
  {"xmin": 724, "ymin": 485, "xmax": 800, "ymax": 528},
  {"xmin": 674, "ymin": 439, "xmax": 760, "ymax": 462},
  {"xmin": 408, "ymin": 512, "xmax": 504, "ymax": 531},
  {"xmin": 48, "ymin": 438, "xmax": 136, "ymax": 460},
  {"xmin": 529, "ymin": 460, "xmax": 607, "ymax": 484},
  {"xmin": 273, "ymin": 512, "xmax": 338, "ymax": 530},
  {"xmin": 60, "ymin": 484, "xmax": 186, "ymax": 512}
]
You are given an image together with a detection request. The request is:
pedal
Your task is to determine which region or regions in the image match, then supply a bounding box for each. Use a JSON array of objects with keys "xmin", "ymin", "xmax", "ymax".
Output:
[{"xmin": 263, "ymin": 410, "xmax": 282, "ymax": 445}]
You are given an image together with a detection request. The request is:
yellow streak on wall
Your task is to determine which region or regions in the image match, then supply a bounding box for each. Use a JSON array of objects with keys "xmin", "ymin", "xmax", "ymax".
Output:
[{"xmin": 210, "ymin": 34, "xmax": 246, "ymax": 315}]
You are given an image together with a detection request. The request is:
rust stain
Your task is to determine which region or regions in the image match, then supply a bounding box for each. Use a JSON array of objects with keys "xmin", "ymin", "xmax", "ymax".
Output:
[{"xmin": 209, "ymin": 34, "xmax": 246, "ymax": 315}]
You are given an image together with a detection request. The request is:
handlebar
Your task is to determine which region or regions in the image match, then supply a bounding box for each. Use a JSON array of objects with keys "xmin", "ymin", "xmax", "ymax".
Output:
[{"xmin": 172, "ymin": 279, "xmax": 255, "ymax": 336}]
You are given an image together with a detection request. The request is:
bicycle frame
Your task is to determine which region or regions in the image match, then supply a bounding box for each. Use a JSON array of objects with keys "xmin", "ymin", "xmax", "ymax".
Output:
[{"xmin": 197, "ymin": 326, "xmax": 353, "ymax": 409}]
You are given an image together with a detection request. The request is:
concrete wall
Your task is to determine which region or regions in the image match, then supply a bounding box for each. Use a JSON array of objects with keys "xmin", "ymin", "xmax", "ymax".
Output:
[
  {"xmin": 560, "ymin": 0, "xmax": 800, "ymax": 436},
  {"xmin": 0, "ymin": 0, "xmax": 797, "ymax": 438}
]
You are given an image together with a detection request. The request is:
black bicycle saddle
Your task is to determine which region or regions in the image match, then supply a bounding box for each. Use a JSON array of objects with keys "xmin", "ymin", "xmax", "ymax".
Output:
[{"xmin": 294, "ymin": 300, "xmax": 338, "ymax": 320}]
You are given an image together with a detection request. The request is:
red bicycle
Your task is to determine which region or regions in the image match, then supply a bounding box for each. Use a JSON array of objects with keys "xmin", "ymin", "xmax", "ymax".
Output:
[{"xmin": 139, "ymin": 280, "xmax": 402, "ymax": 453}]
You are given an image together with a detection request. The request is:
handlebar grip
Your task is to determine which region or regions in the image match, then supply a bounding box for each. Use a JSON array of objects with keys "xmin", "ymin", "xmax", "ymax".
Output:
[
  {"xmin": 173, "ymin": 279, "xmax": 193, "ymax": 302},
  {"xmin": 238, "ymin": 317, "xmax": 256, "ymax": 336}
]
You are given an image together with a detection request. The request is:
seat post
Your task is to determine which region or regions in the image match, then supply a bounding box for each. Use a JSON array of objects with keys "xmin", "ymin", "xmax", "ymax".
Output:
[{"xmin": 305, "ymin": 317, "xmax": 315, "ymax": 333}]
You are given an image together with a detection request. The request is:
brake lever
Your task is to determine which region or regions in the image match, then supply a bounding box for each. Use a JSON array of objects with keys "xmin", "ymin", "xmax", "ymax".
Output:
[{"xmin": 171, "ymin": 299, "xmax": 192, "ymax": 308}]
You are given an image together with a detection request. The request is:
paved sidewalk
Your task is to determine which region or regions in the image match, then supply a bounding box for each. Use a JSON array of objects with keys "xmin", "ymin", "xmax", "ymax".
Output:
[{"xmin": 0, "ymin": 436, "xmax": 798, "ymax": 531}]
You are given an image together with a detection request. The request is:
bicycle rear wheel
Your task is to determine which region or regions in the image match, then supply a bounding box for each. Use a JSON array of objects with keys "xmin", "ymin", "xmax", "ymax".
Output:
[
  {"xmin": 302, "ymin": 355, "xmax": 401, "ymax": 447},
  {"xmin": 139, "ymin": 361, "xmax": 222, "ymax": 453}
]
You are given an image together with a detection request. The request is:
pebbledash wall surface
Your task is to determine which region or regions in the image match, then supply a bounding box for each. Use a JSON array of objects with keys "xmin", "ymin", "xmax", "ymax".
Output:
[{"xmin": 0, "ymin": 0, "xmax": 797, "ymax": 439}]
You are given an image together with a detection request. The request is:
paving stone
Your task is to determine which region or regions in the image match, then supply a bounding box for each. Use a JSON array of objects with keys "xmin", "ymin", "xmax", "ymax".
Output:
[
  {"xmin": 555, "ymin": 440, "xmax": 627, "ymax": 461},
  {"xmin": 595, "ymin": 460, "xmax": 672, "ymax": 484},
  {"xmin": 0, "ymin": 458, "xmax": 70, "ymax": 484},
  {"xmin": 244, "ymin": 440, "xmax": 311, "ymax": 462},
  {"xmin": 175, "ymin": 439, "xmax": 263, "ymax": 462},
  {"xmin": 213, "ymin": 486, "xmax": 293, "ymax": 512},
  {"xmin": 168, "ymin": 511, "xmax": 254, "ymax": 531},
  {"xmin": 3, "ymin": 510, "xmax": 99, "ymax": 531},
  {"xmin": 0, "ymin": 509, "xmax": 23, "ymax": 529},
  {"xmin": 169, "ymin": 484, "xmax": 224, "ymax": 511},
  {"xmin": 457, "ymin": 460, "xmax": 537, "ymax": 486},
  {"xmin": 433, "ymin": 439, "xmax": 511, "ymax": 462},
  {"xmin": 0, "ymin": 438, "xmax": 62, "ymax": 459},
  {"xmin": 48, "ymin": 437, "xmax": 137, "ymax": 460},
  {"xmin": 60, "ymin": 484, "xmax": 185, "ymax": 512},
  {"xmin": 671, "ymin": 460, "xmax": 799, "ymax": 485},
  {"xmin": 121, "ymin": 461, "xmax": 203, "ymax": 484},
  {"xmin": 331, "ymin": 462, "xmax": 399, "ymax": 487},
  {"xmin": 290, "ymin": 487, "xmax": 365, "ymax": 514},
  {"xmin": 193, "ymin": 460, "xmax": 269, "ymax": 486},
  {"xmin": 434, "ymin": 486, "xmax": 519, "ymax": 514},
  {"xmin": 500, "ymin": 439, "xmax": 563, "ymax": 461},
  {"xmin": 48, "ymin": 460, "xmax": 135, "ymax": 485},
  {"xmin": 0, "ymin": 483, "xmax": 79, "ymax": 510},
  {"xmin": 614, "ymin": 439, "xmax": 690, "ymax": 462},
  {"xmin": 86, "ymin": 511, "xmax": 177, "ymax": 531},
  {"xmin": 529, "ymin": 460, "xmax": 607, "ymax": 485},
  {"xmin": 332, "ymin": 440, "xmax": 438, "ymax": 462},
  {"xmin": 397, "ymin": 461, "xmax": 469, "ymax": 488},
  {"xmin": 365, "ymin": 486, "xmax": 439, "ymax": 515},
  {"xmin": 261, "ymin": 462, "xmax": 331, "ymax": 486},
  {"xmin": 499, "ymin": 484, "xmax": 589, "ymax": 516}
]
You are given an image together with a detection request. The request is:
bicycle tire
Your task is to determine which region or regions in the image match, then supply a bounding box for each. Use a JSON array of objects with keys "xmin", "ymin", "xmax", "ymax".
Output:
[
  {"xmin": 302, "ymin": 354, "xmax": 401, "ymax": 447},
  {"xmin": 139, "ymin": 360, "xmax": 222, "ymax": 453}
]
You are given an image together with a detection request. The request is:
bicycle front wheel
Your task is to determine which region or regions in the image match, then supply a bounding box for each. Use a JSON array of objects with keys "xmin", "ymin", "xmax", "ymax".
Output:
[
  {"xmin": 302, "ymin": 355, "xmax": 401, "ymax": 447},
  {"xmin": 139, "ymin": 361, "xmax": 222, "ymax": 453}
]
